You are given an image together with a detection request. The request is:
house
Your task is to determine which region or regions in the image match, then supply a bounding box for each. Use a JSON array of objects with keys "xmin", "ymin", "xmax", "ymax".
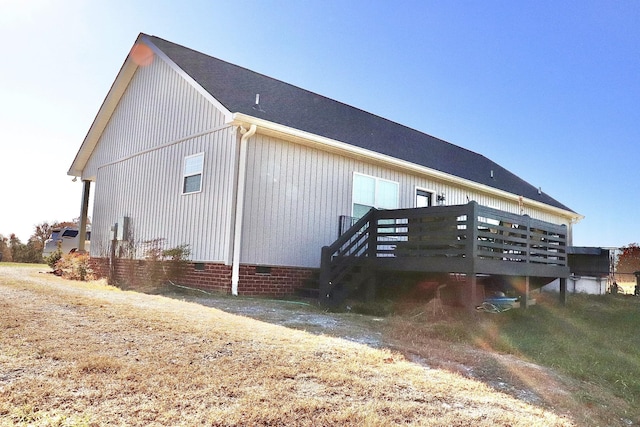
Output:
[
  {"xmin": 68, "ymin": 33, "xmax": 583, "ymax": 307},
  {"xmin": 543, "ymin": 247, "xmax": 612, "ymax": 295}
]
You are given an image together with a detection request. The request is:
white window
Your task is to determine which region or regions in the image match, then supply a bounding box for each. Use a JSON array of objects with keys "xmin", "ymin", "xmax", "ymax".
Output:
[
  {"xmin": 183, "ymin": 153, "xmax": 204, "ymax": 194},
  {"xmin": 416, "ymin": 188, "xmax": 433, "ymax": 208},
  {"xmin": 352, "ymin": 173, "xmax": 399, "ymax": 218}
]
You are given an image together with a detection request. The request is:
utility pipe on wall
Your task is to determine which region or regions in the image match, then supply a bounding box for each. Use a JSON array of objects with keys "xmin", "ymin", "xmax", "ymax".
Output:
[{"xmin": 231, "ymin": 124, "xmax": 257, "ymax": 296}]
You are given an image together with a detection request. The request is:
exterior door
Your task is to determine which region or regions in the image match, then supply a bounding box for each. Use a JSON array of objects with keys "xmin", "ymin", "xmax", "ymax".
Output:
[{"xmin": 416, "ymin": 188, "xmax": 432, "ymax": 208}]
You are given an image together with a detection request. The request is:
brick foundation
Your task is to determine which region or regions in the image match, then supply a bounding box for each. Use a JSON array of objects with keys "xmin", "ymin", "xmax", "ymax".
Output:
[
  {"xmin": 89, "ymin": 257, "xmax": 316, "ymax": 297},
  {"xmin": 237, "ymin": 264, "xmax": 315, "ymax": 297}
]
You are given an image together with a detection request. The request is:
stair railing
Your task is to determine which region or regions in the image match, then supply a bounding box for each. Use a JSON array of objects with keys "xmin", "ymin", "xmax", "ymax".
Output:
[{"xmin": 319, "ymin": 208, "xmax": 376, "ymax": 306}]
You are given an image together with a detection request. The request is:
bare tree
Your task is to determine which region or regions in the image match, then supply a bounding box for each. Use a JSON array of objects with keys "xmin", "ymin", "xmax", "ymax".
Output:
[
  {"xmin": 615, "ymin": 243, "xmax": 640, "ymax": 283},
  {"xmin": 31, "ymin": 222, "xmax": 55, "ymax": 253}
]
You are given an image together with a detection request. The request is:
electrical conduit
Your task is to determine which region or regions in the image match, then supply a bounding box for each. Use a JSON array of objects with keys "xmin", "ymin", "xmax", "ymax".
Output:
[{"xmin": 231, "ymin": 124, "xmax": 257, "ymax": 295}]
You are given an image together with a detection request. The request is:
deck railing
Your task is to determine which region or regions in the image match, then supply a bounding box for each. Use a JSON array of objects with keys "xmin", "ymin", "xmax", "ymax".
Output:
[{"xmin": 319, "ymin": 202, "xmax": 568, "ymax": 305}]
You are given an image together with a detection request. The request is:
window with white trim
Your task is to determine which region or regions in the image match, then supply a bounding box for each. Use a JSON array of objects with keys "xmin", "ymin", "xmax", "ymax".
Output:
[
  {"xmin": 182, "ymin": 153, "xmax": 204, "ymax": 194},
  {"xmin": 352, "ymin": 173, "xmax": 399, "ymax": 218}
]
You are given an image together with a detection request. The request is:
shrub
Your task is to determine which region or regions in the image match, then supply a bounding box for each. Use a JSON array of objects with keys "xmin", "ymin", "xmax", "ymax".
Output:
[
  {"xmin": 55, "ymin": 252, "xmax": 95, "ymax": 281},
  {"xmin": 142, "ymin": 239, "xmax": 191, "ymax": 286},
  {"xmin": 45, "ymin": 248, "xmax": 63, "ymax": 270},
  {"xmin": 142, "ymin": 238, "xmax": 165, "ymax": 286},
  {"xmin": 162, "ymin": 244, "xmax": 191, "ymax": 284}
]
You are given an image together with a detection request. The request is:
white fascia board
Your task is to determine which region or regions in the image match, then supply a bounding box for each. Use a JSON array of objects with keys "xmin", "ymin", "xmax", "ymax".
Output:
[
  {"xmin": 140, "ymin": 34, "xmax": 234, "ymax": 124},
  {"xmin": 231, "ymin": 112, "xmax": 583, "ymax": 223}
]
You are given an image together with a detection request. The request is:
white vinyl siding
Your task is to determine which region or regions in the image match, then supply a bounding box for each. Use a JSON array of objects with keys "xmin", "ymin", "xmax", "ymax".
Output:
[
  {"xmin": 86, "ymin": 55, "xmax": 238, "ymax": 262},
  {"xmin": 240, "ymin": 134, "xmax": 571, "ymax": 268},
  {"xmin": 92, "ymin": 129, "xmax": 237, "ymax": 262},
  {"xmin": 83, "ymin": 57, "xmax": 228, "ymax": 180}
]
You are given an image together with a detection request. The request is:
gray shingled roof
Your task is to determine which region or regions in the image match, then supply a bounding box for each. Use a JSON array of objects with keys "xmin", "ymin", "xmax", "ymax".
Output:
[{"xmin": 148, "ymin": 35, "xmax": 572, "ymax": 212}]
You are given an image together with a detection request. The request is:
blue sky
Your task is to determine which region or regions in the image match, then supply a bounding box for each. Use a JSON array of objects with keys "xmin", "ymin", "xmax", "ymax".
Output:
[{"xmin": 1, "ymin": 0, "xmax": 639, "ymax": 248}]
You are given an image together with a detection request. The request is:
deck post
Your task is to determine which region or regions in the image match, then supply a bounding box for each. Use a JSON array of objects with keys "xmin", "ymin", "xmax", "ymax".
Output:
[
  {"xmin": 319, "ymin": 246, "xmax": 331, "ymax": 303},
  {"xmin": 366, "ymin": 209, "xmax": 378, "ymax": 258},
  {"xmin": 464, "ymin": 202, "xmax": 479, "ymax": 310},
  {"xmin": 464, "ymin": 274, "xmax": 478, "ymax": 310},
  {"xmin": 559, "ymin": 277, "xmax": 568, "ymax": 306},
  {"xmin": 365, "ymin": 270, "xmax": 377, "ymax": 302},
  {"xmin": 364, "ymin": 210, "xmax": 378, "ymax": 302},
  {"xmin": 521, "ymin": 276, "xmax": 530, "ymax": 309}
]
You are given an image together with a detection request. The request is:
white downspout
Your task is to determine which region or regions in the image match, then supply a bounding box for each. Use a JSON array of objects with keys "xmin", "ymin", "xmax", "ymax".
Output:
[{"xmin": 231, "ymin": 124, "xmax": 257, "ymax": 296}]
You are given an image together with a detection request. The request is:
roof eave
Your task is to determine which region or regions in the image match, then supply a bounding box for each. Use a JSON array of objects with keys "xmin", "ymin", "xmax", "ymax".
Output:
[{"xmin": 231, "ymin": 112, "xmax": 584, "ymax": 223}]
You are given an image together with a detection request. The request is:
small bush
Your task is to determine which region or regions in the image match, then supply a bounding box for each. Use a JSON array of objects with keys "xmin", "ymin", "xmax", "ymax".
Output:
[
  {"xmin": 162, "ymin": 244, "xmax": 190, "ymax": 284},
  {"xmin": 55, "ymin": 252, "xmax": 95, "ymax": 281},
  {"xmin": 142, "ymin": 239, "xmax": 191, "ymax": 286},
  {"xmin": 143, "ymin": 238, "xmax": 165, "ymax": 286},
  {"xmin": 45, "ymin": 248, "xmax": 63, "ymax": 270}
]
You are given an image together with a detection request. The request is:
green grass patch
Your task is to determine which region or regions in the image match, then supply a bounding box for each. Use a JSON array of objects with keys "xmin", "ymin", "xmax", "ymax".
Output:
[
  {"xmin": 387, "ymin": 291, "xmax": 640, "ymax": 422},
  {"xmin": 470, "ymin": 293, "xmax": 640, "ymax": 406}
]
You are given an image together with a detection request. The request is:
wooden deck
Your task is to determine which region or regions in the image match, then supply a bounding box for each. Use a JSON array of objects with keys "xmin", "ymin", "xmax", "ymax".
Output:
[{"xmin": 319, "ymin": 202, "xmax": 570, "ymax": 309}]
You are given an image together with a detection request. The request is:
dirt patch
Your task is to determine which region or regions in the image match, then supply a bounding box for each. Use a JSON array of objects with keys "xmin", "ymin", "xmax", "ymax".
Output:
[
  {"xmin": 182, "ymin": 294, "xmax": 387, "ymax": 348},
  {"xmin": 152, "ymin": 283, "xmax": 616, "ymax": 426},
  {"xmin": 144, "ymin": 285, "xmax": 573, "ymax": 413}
]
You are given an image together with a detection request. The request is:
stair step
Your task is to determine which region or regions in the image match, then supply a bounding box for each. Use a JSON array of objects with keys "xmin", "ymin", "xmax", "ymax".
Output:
[{"xmin": 297, "ymin": 270, "xmax": 320, "ymax": 298}]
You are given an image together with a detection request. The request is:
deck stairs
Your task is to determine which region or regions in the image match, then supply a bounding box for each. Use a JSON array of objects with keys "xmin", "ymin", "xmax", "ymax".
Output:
[{"xmin": 319, "ymin": 209, "xmax": 378, "ymax": 308}]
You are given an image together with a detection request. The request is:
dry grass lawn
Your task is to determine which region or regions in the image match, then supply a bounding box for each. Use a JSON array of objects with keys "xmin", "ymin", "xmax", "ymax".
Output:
[{"xmin": 0, "ymin": 265, "xmax": 575, "ymax": 426}]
